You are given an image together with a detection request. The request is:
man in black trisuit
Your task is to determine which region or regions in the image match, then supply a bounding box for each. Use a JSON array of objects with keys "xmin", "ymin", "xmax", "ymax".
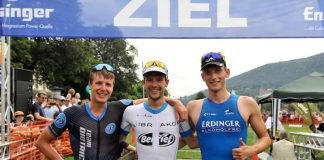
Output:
[{"xmin": 35, "ymin": 64, "xmax": 187, "ymax": 160}]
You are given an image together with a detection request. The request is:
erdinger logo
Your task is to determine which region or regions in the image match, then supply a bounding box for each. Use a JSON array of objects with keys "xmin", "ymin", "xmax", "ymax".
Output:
[
  {"xmin": 0, "ymin": 5, "xmax": 55, "ymax": 22},
  {"xmin": 54, "ymin": 113, "xmax": 66, "ymax": 128},
  {"xmin": 137, "ymin": 132, "xmax": 175, "ymax": 147}
]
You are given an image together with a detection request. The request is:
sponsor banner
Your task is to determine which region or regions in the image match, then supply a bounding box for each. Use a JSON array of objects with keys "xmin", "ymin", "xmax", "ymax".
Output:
[{"xmin": 1, "ymin": 0, "xmax": 324, "ymax": 38}]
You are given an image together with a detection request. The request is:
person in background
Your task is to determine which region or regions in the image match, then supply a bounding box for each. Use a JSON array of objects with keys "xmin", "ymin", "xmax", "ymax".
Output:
[
  {"xmin": 25, "ymin": 114, "xmax": 34, "ymax": 122},
  {"xmin": 72, "ymin": 92, "xmax": 81, "ymax": 106},
  {"xmin": 68, "ymin": 88, "xmax": 76, "ymax": 99},
  {"xmin": 317, "ymin": 122, "xmax": 324, "ymax": 133},
  {"xmin": 309, "ymin": 124, "xmax": 322, "ymax": 133},
  {"xmin": 61, "ymin": 95, "xmax": 72, "ymax": 111},
  {"xmin": 43, "ymin": 96, "xmax": 60, "ymax": 119},
  {"xmin": 11, "ymin": 111, "xmax": 25, "ymax": 127},
  {"xmin": 57, "ymin": 96, "xmax": 65, "ymax": 109},
  {"xmin": 32, "ymin": 91, "xmax": 51, "ymax": 121},
  {"xmin": 270, "ymin": 132, "xmax": 297, "ymax": 160}
]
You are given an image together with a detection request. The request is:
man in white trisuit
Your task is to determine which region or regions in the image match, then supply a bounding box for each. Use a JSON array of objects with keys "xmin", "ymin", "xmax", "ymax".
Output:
[{"xmin": 120, "ymin": 61, "xmax": 196, "ymax": 160}]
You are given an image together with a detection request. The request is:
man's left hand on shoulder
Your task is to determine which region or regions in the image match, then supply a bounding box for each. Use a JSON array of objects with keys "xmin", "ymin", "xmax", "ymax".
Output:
[{"xmin": 164, "ymin": 97, "xmax": 188, "ymax": 122}]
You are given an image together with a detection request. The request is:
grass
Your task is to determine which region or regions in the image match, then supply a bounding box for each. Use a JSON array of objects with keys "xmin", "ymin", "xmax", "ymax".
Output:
[{"xmin": 65, "ymin": 125, "xmax": 321, "ymax": 160}]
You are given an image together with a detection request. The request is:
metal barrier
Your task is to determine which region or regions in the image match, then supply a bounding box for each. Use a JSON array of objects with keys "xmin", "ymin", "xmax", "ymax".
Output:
[{"xmin": 290, "ymin": 132, "xmax": 324, "ymax": 160}]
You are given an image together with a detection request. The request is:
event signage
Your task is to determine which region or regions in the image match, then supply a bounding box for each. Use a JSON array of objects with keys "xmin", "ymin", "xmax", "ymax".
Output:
[{"xmin": 0, "ymin": 0, "xmax": 324, "ymax": 38}]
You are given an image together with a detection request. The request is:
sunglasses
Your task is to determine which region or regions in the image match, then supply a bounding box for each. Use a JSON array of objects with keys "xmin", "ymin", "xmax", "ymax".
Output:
[
  {"xmin": 144, "ymin": 61, "xmax": 166, "ymax": 69},
  {"xmin": 15, "ymin": 115, "xmax": 24, "ymax": 117},
  {"xmin": 92, "ymin": 64, "xmax": 115, "ymax": 74},
  {"xmin": 201, "ymin": 52, "xmax": 226, "ymax": 66},
  {"xmin": 202, "ymin": 52, "xmax": 224, "ymax": 61}
]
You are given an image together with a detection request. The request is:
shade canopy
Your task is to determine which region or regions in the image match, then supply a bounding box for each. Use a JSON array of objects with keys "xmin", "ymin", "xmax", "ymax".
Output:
[{"xmin": 257, "ymin": 72, "xmax": 324, "ymax": 103}]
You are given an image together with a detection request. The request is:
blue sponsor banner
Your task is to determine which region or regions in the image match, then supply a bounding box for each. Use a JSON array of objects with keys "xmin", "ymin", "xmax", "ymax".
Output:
[{"xmin": 0, "ymin": 0, "xmax": 324, "ymax": 38}]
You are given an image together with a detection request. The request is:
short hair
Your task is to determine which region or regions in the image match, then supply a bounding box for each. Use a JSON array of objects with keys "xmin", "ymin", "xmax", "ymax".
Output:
[
  {"xmin": 36, "ymin": 91, "xmax": 46, "ymax": 97},
  {"xmin": 309, "ymin": 124, "xmax": 315, "ymax": 129},
  {"xmin": 68, "ymin": 88, "xmax": 76, "ymax": 96},
  {"xmin": 279, "ymin": 132, "xmax": 288, "ymax": 140},
  {"xmin": 89, "ymin": 69, "xmax": 115, "ymax": 84}
]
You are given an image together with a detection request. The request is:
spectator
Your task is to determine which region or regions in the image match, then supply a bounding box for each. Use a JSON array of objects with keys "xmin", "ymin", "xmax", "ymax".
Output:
[
  {"xmin": 61, "ymin": 95, "xmax": 72, "ymax": 111},
  {"xmin": 317, "ymin": 122, "xmax": 324, "ymax": 133},
  {"xmin": 43, "ymin": 96, "xmax": 60, "ymax": 119},
  {"xmin": 25, "ymin": 114, "xmax": 34, "ymax": 122},
  {"xmin": 72, "ymin": 92, "xmax": 81, "ymax": 106},
  {"xmin": 309, "ymin": 124, "xmax": 322, "ymax": 133},
  {"xmin": 56, "ymin": 96, "xmax": 65, "ymax": 109},
  {"xmin": 32, "ymin": 91, "xmax": 51, "ymax": 121},
  {"xmin": 67, "ymin": 88, "xmax": 76, "ymax": 98},
  {"xmin": 270, "ymin": 132, "xmax": 297, "ymax": 160},
  {"xmin": 11, "ymin": 111, "xmax": 25, "ymax": 127}
]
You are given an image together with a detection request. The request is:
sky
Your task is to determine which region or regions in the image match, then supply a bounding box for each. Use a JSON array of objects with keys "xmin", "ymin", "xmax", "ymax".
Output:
[{"xmin": 127, "ymin": 38, "xmax": 324, "ymax": 98}]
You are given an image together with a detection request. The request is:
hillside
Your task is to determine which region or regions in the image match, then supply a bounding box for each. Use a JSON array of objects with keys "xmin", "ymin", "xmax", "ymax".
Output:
[{"xmin": 180, "ymin": 52, "xmax": 324, "ymax": 104}]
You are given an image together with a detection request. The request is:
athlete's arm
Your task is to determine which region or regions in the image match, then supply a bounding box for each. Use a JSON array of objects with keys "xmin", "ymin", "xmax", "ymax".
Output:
[
  {"xmin": 34, "ymin": 112, "xmax": 52, "ymax": 121},
  {"xmin": 232, "ymin": 97, "xmax": 271, "ymax": 159},
  {"xmin": 165, "ymin": 97, "xmax": 188, "ymax": 122},
  {"xmin": 178, "ymin": 134, "xmax": 199, "ymax": 149},
  {"xmin": 119, "ymin": 135, "xmax": 136, "ymax": 152},
  {"xmin": 132, "ymin": 98, "xmax": 147, "ymax": 105},
  {"xmin": 35, "ymin": 128, "xmax": 63, "ymax": 160}
]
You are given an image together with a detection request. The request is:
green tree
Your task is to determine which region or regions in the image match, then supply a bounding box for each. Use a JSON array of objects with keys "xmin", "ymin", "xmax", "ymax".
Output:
[
  {"xmin": 11, "ymin": 37, "xmax": 35, "ymax": 69},
  {"xmin": 89, "ymin": 39, "xmax": 139, "ymax": 100},
  {"xmin": 195, "ymin": 91, "xmax": 206, "ymax": 100},
  {"xmin": 31, "ymin": 38, "xmax": 98, "ymax": 96}
]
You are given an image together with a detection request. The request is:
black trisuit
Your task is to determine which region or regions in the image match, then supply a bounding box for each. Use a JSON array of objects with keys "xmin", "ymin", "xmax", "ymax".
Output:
[{"xmin": 49, "ymin": 99, "xmax": 133, "ymax": 160}]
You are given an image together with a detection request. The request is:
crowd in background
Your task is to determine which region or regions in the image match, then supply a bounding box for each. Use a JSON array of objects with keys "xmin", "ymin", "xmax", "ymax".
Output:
[{"xmin": 10, "ymin": 88, "xmax": 89, "ymax": 129}]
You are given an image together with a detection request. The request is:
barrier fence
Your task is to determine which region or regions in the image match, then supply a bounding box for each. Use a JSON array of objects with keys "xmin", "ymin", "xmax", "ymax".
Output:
[{"xmin": 9, "ymin": 120, "xmax": 72, "ymax": 160}]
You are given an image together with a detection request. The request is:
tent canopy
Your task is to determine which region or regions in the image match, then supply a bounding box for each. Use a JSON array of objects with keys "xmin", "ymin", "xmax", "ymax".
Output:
[{"xmin": 257, "ymin": 72, "xmax": 324, "ymax": 103}]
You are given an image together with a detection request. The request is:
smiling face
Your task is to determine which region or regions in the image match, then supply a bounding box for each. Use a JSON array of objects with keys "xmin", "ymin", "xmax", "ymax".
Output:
[
  {"xmin": 88, "ymin": 70, "xmax": 115, "ymax": 105},
  {"xmin": 143, "ymin": 72, "xmax": 169, "ymax": 101},
  {"xmin": 201, "ymin": 65, "xmax": 230, "ymax": 93}
]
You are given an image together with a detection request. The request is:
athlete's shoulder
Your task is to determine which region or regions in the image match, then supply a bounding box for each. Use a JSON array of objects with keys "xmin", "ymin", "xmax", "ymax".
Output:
[
  {"xmin": 109, "ymin": 99, "xmax": 133, "ymax": 108},
  {"xmin": 125, "ymin": 102, "xmax": 145, "ymax": 112},
  {"xmin": 238, "ymin": 96, "xmax": 258, "ymax": 105},
  {"xmin": 187, "ymin": 99, "xmax": 204, "ymax": 110},
  {"xmin": 64, "ymin": 105, "xmax": 84, "ymax": 115}
]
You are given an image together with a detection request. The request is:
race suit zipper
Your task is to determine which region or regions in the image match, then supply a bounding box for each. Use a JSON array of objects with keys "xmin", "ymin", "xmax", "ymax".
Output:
[{"xmin": 96, "ymin": 120, "xmax": 100, "ymax": 160}]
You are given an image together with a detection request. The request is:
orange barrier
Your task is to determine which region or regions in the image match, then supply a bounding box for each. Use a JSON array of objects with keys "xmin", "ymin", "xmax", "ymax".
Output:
[{"xmin": 9, "ymin": 120, "xmax": 73, "ymax": 160}]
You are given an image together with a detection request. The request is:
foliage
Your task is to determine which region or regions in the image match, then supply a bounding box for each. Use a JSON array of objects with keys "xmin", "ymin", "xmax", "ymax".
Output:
[
  {"xmin": 11, "ymin": 37, "xmax": 34, "ymax": 69},
  {"xmin": 30, "ymin": 38, "xmax": 98, "ymax": 96},
  {"xmin": 194, "ymin": 91, "xmax": 206, "ymax": 100},
  {"xmin": 88, "ymin": 39, "xmax": 139, "ymax": 100},
  {"xmin": 10, "ymin": 37, "xmax": 141, "ymax": 99}
]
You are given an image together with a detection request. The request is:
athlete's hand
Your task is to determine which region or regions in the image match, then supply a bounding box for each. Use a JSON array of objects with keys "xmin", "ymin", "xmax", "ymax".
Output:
[
  {"xmin": 164, "ymin": 97, "xmax": 188, "ymax": 122},
  {"xmin": 232, "ymin": 138, "xmax": 254, "ymax": 160}
]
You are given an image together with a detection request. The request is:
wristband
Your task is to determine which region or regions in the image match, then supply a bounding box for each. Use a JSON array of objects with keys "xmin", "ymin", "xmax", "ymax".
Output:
[{"xmin": 120, "ymin": 141, "xmax": 129, "ymax": 149}]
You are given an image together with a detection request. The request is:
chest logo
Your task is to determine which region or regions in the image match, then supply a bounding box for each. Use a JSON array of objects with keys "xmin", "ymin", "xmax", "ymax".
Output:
[
  {"xmin": 54, "ymin": 113, "xmax": 66, "ymax": 128},
  {"xmin": 137, "ymin": 132, "xmax": 175, "ymax": 147},
  {"xmin": 225, "ymin": 109, "xmax": 234, "ymax": 115},
  {"xmin": 105, "ymin": 123, "xmax": 116, "ymax": 134},
  {"xmin": 120, "ymin": 99, "xmax": 132, "ymax": 106}
]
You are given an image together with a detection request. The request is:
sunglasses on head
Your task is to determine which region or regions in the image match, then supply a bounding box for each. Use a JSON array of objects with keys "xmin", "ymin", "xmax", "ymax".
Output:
[
  {"xmin": 144, "ymin": 61, "xmax": 166, "ymax": 69},
  {"xmin": 92, "ymin": 64, "xmax": 115, "ymax": 74},
  {"xmin": 202, "ymin": 52, "xmax": 224, "ymax": 61}
]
